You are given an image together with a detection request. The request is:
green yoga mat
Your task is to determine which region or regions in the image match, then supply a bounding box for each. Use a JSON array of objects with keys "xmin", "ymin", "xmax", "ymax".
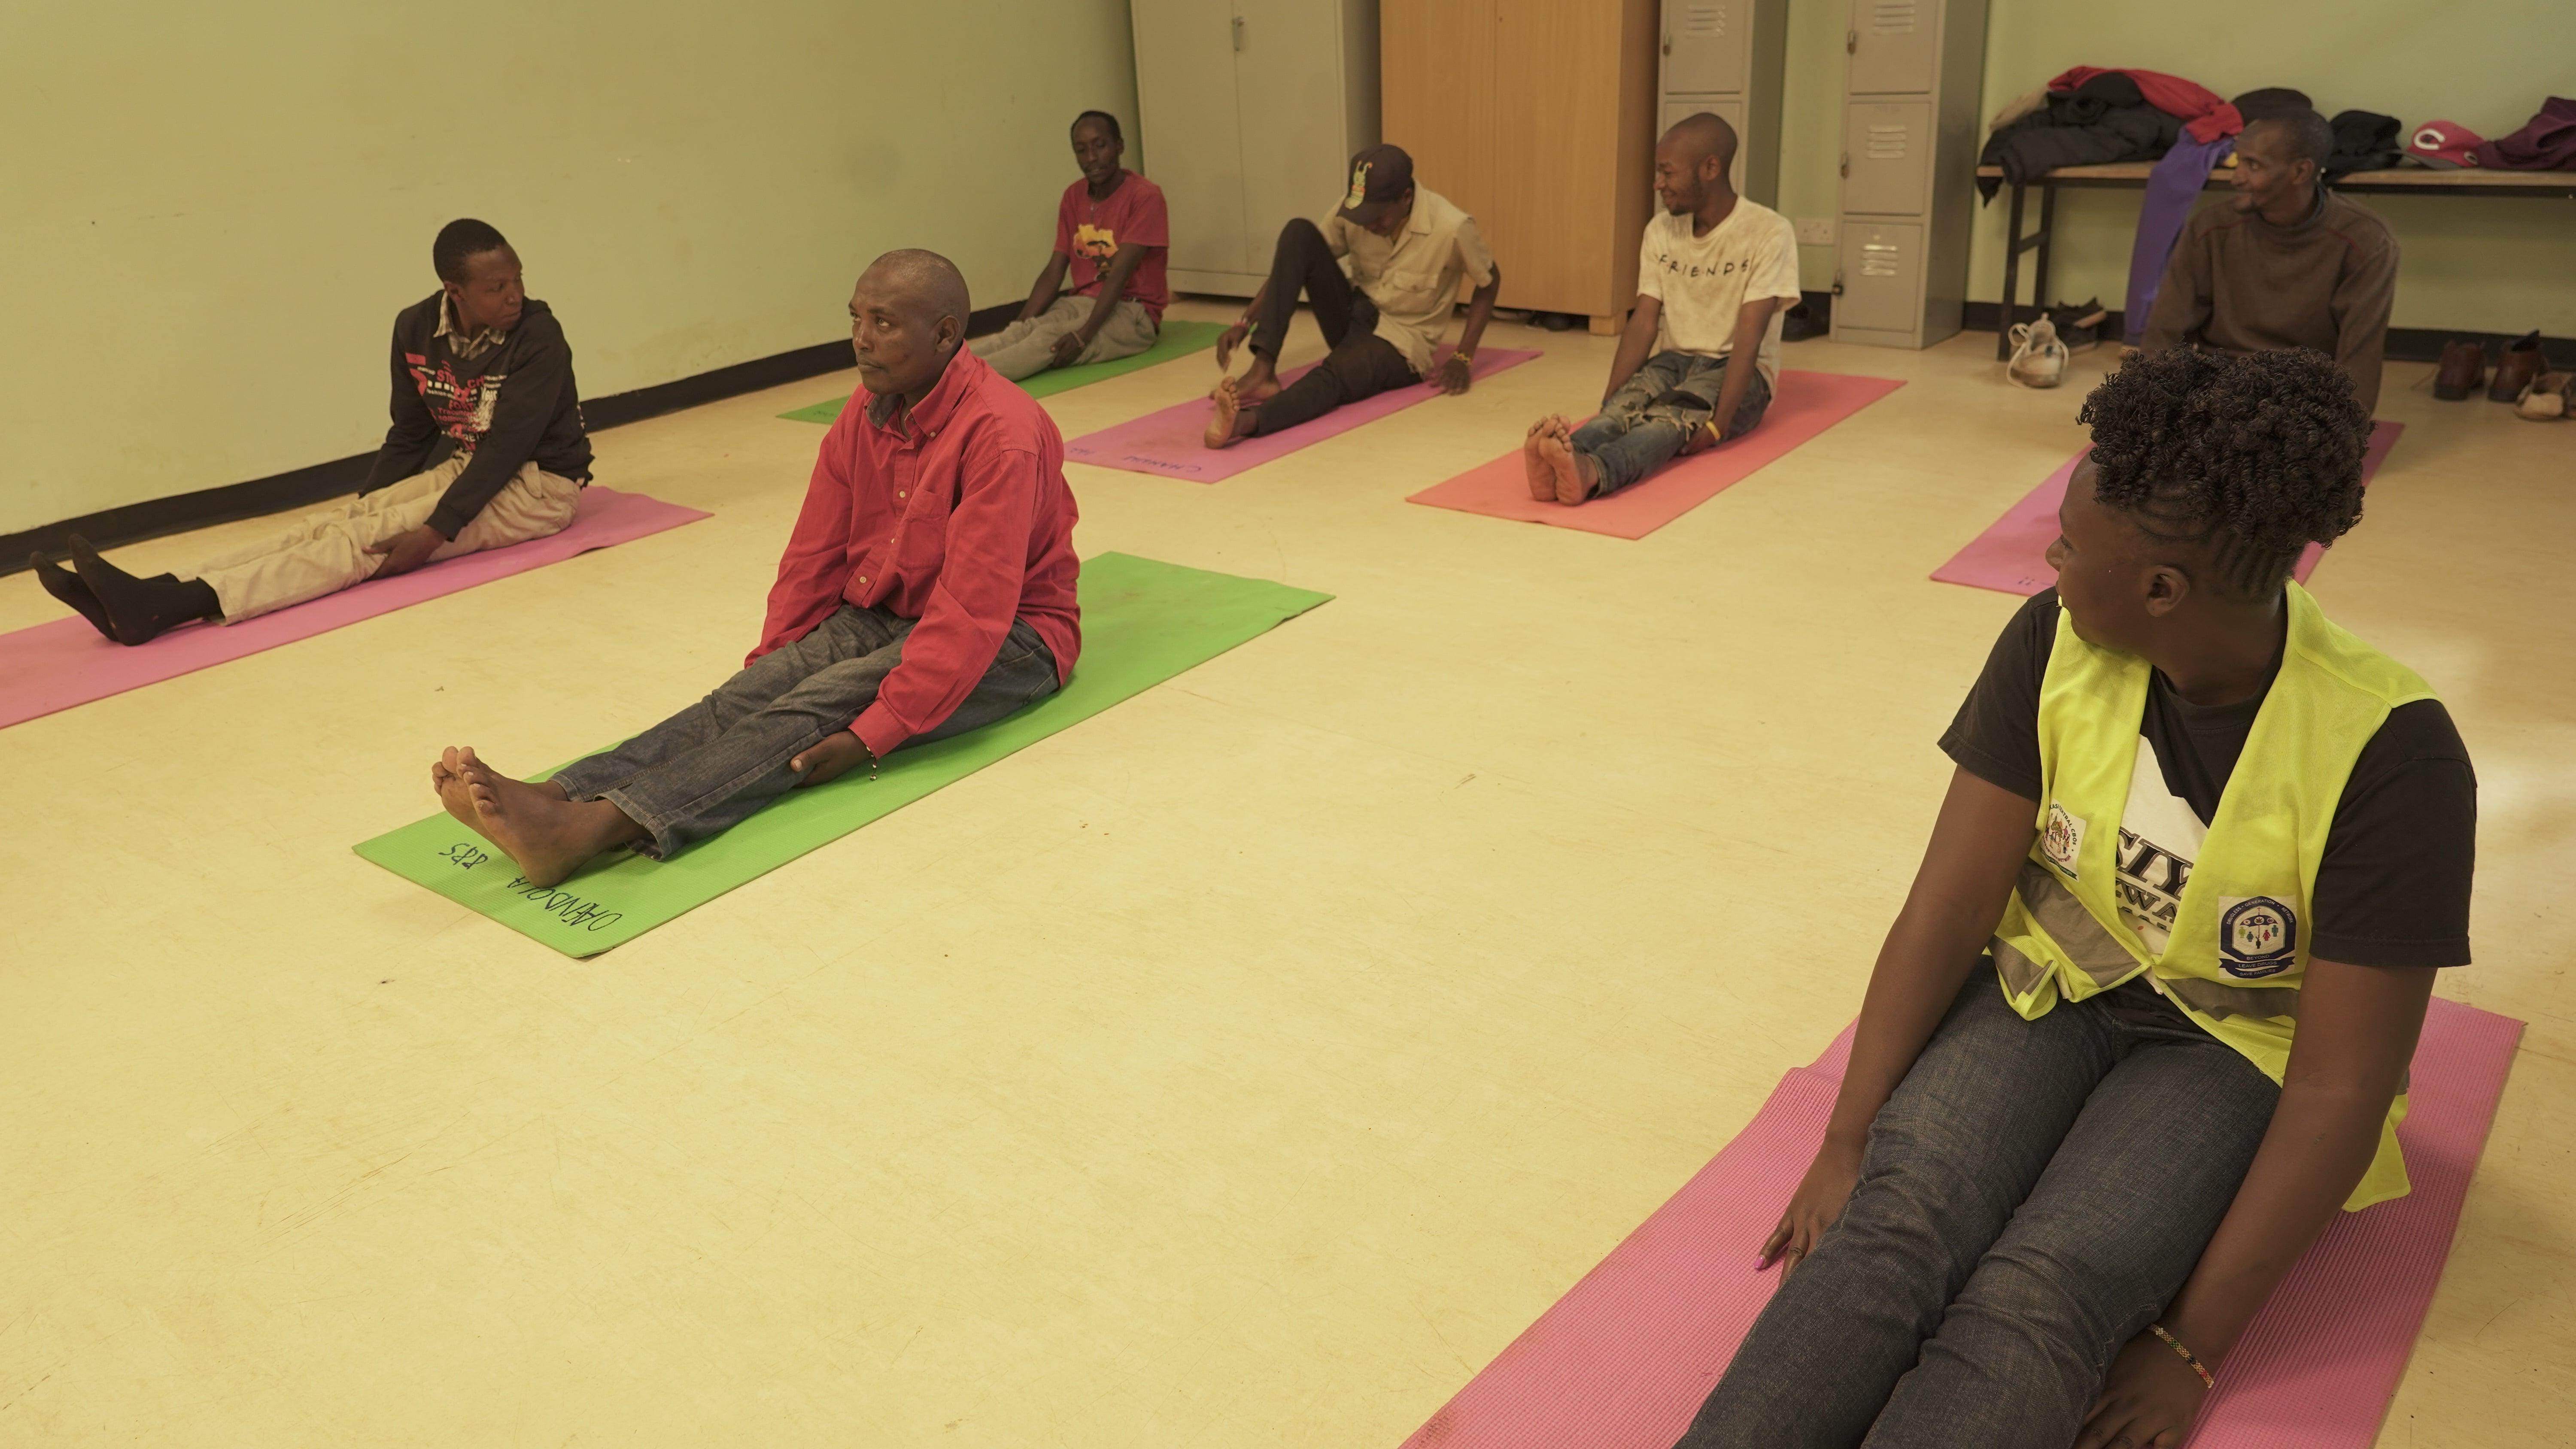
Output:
[
  {"xmin": 355, "ymin": 552, "xmax": 1330, "ymax": 956},
  {"xmin": 778, "ymin": 321, "xmax": 1227, "ymax": 422}
]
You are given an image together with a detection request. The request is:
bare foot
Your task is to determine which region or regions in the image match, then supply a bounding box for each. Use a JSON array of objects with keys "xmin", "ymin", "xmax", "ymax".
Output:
[
  {"xmin": 1536, "ymin": 428, "xmax": 1593, "ymax": 506},
  {"xmin": 1203, "ymin": 378, "xmax": 1255, "ymax": 449},
  {"xmin": 1237, "ymin": 360, "xmax": 1282, "ymax": 404},
  {"xmin": 455, "ymin": 752, "xmax": 625, "ymax": 887},
  {"xmin": 1522, "ymin": 417, "xmax": 1559, "ymax": 500},
  {"xmin": 432, "ymin": 746, "xmax": 484, "ymax": 834}
]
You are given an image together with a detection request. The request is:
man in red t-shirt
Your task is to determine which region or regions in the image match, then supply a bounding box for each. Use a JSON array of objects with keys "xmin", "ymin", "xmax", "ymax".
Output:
[
  {"xmin": 971, "ymin": 110, "xmax": 1170, "ymax": 382},
  {"xmin": 430, "ymin": 250, "xmax": 1081, "ymax": 887}
]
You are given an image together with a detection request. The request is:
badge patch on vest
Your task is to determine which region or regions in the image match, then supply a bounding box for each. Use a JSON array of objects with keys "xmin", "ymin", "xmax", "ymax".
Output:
[
  {"xmin": 2041, "ymin": 803, "xmax": 2085, "ymax": 879},
  {"xmin": 2218, "ymin": 896, "xmax": 2298, "ymax": 978}
]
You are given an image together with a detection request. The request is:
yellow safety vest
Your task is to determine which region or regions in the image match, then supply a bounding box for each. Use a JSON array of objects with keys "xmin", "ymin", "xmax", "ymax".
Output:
[{"xmin": 1988, "ymin": 583, "xmax": 2434, "ymax": 1210}]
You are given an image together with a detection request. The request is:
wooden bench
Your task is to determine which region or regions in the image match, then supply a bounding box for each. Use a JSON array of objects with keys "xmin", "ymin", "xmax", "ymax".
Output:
[{"xmin": 1981, "ymin": 162, "xmax": 2576, "ymax": 360}]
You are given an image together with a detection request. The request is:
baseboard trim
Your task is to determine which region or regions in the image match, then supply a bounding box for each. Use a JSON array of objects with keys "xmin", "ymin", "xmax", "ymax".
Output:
[{"xmin": 2, "ymin": 301, "xmax": 1021, "ymax": 578}]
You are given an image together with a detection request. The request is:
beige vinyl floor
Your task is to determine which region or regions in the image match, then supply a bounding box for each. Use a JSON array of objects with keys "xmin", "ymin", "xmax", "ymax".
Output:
[{"xmin": 4, "ymin": 300, "xmax": 2570, "ymax": 1446}]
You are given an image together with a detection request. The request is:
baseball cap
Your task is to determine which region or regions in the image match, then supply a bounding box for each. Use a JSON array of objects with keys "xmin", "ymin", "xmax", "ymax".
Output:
[
  {"xmin": 1337, "ymin": 145, "xmax": 1415, "ymax": 224},
  {"xmin": 2406, "ymin": 120, "xmax": 2485, "ymax": 169}
]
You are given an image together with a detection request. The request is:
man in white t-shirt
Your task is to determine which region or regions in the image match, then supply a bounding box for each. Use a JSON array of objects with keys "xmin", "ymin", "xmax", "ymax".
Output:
[{"xmin": 1525, "ymin": 114, "xmax": 1804, "ymax": 504}]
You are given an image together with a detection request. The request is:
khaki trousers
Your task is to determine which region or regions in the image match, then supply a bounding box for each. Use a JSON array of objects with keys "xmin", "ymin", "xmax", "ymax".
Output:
[
  {"xmin": 189, "ymin": 456, "xmax": 583, "ymax": 622},
  {"xmin": 969, "ymin": 295, "xmax": 1158, "ymax": 382}
]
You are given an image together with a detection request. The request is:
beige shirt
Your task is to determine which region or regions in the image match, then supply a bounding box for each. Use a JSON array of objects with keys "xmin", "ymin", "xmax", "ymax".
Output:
[
  {"xmin": 1636, "ymin": 198, "xmax": 1803, "ymax": 384},
  {"xmin": 436, "ymin": 293, "xmax": 509, "ymax": 362},
  {"xmin": 1321, "ymin": 187, "xmax": 1497, "ymax": 375}
]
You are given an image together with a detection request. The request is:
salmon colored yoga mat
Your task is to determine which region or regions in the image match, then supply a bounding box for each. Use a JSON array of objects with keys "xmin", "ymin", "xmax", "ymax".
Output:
[
  {"xmin": 778, "ymin": 321, "xmax": 1232, "ymax": 421},
  {"xmin": 354, "ymin": 553, "xmax": 1331, "ymax": 956},
  {"xmin": 1931, "ymin": 421, "xmax": 2404, "ymax": 596},
  {"xmin": 1401, "ymin": 993, "xmax": 2519, "ymax": 1449},
  {"xmin": 0, "ymin": 487, "xmax": 708, "ymax": 731},
  {"xmin": 1060, "ymin": 346, "xmax": 1540, "ymax": 483},
  {"xmin": 1404, "ymin": 371, "xmax": 1906, "ymax": 540}
]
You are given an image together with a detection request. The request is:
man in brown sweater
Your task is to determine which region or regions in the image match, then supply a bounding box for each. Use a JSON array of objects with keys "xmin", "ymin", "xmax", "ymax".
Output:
[{"xmin": 2142, "ymin": 111, "xmax": 2398, "ymax": 413}]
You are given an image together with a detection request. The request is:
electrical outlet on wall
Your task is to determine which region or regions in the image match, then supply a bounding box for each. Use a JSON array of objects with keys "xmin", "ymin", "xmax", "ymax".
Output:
[{"xmin": 1795, "ymin": 218, "xmax": 1837, "ymax": 247}]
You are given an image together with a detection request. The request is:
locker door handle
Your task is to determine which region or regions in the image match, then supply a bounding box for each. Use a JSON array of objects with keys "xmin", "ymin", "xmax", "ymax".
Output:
[
  {"xmin": 1846, "ymin": 28, "xmax": 1858, "ymax": 53},
  {"xmin": 1232, "ymin": 14, "xmax": 1246, "ymax": 50},
  {"xmin": 1661, "ymin": 30, "xmax": 1671, "ymax": 56},
  {"xmin": 1831, "ymin": 272, "xmax": 1845, "ymax": 297},
  {"xmin": 1839, "ymin": 153, "xmax": 1850, "ymax": 178}
]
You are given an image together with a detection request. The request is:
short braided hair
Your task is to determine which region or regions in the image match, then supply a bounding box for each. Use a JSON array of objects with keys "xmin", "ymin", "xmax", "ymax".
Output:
[{"xmin": 2078, "ymin": 348, "xmax": 2369, "ymax": 600}]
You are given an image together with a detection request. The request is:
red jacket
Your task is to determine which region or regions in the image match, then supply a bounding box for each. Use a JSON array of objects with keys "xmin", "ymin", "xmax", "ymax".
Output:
[
  {"xmin": 2051, "ymin": 66, "xmax": 2240, "ymax": 143},
  {"xmin": 756, "ymin": 349, "xmax": 1081, "ymax": 759}
]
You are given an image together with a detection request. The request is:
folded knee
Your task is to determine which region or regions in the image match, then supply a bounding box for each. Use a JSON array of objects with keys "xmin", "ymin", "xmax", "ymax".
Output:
[{"xmin": 1277, "ymin": 216, "xmax": 1326, "ymax": 246}]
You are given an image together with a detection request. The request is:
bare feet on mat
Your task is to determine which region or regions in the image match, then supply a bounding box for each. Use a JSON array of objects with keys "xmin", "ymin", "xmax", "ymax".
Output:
[
  {"xmin": 1236, "ymin": 356, "xmax": 1282, "ymax": 404},
  {"xmin": 1522, "ymin": 417, "xmax": 1561, "ymax": 500},
  {"xmin": 1535, "ymin": 424, "xmax": 1593, "ymax": 506},
  {"xmin": 433, "ymin": 745, "xmax": 559, "ymax": 834},
  {"xmin": 1204, "ymin": 377, "xmax": 1257, "ymax": 449},
  {"xmin": 448, "ymin": 748, "xmax": 616, "ymax": 886}
]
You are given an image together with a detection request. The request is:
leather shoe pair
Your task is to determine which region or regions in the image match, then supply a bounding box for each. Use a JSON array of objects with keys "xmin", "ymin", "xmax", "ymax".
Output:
[
  {"xmin": 2490, "ymin": 330, "xmax": 2546, "ymax": 403},
  {"xmin": 2433, "ymin": 339, "xmax": 2485, "ymax": 400}
]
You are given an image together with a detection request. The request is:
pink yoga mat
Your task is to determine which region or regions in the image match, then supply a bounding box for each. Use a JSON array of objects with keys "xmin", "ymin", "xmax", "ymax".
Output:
[
  {"xmin": 1061, "ymin": 347, "xmax": 1539, "ymax": 483},
  {"xmin": 0, "ymin": 487, "xmax": 709, "ymax": 730},
  {"xmin": 1932, "ymin": 421, "xmax": 2405, "ymax": 596},
  {"xmin": 1402, "ymin": 994, "xmax": 2520, "ymax": 1449},
  {"xmin": 1405, "ymin": 371, "xmax": 1906, "ymax": 540}
]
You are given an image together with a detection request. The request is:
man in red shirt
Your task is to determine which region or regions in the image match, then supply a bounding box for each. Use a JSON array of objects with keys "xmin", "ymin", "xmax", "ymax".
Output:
[
  {"xmin": 431, "ymin": 249, "xmax": 1082, "ymax": 887},
  {"xmin": 971, "ymin": 110, "xmax": 1170, "ymax": 382}
]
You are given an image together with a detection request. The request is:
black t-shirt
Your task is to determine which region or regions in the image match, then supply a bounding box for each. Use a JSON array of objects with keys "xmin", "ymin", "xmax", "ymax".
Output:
[{"xmin": 1939, "ymin": 590, "xmax": 2475, "ymax": 968}]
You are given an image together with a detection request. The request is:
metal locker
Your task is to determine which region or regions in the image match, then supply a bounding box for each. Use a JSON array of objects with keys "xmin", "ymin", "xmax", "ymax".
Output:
[
  {"xmin": 1841, "ymin": 101, "xmax": 1931, "ymax": 216},
  {"xmin": 1847, "ymin": 0, "xmax": 1937, "ymax": 96},
  {"xmin": 1661, "ymin": 0, "xmax": 1746, "ymax": 94},
  {"xmin": 1835, "ymin": 221, "xmax": 1924, "ymax": 336}
]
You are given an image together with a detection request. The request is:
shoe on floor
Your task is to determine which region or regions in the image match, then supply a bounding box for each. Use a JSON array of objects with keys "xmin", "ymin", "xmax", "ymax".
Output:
[
  {"xmin": 2433, "ymin": 338, "xmax": 2486, "ymax": 400},
  {"xmin": 2044, "ymin": 297, "xmax": 2108, "ymax": 352},
  {"xmin": 2515, "ymin": 371, "xmax": 2570, "ymax": 421},
  {"xmin": 2489, "ymin": 329, "xmax": 2545, "ymax": 403},
  {"xmin": 2007, "ymin": 318, "xmax": 2068, "ymax": 388}
]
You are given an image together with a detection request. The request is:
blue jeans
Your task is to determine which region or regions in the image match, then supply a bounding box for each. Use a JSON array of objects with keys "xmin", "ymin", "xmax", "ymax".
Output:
[
  {"xmin": 1675, "ymin": 965, "xmax": 2279, "ymax": 1449},
  {"xmin": 1570, "ymin": 351, "xmax": 1772, "ymax": 496},
  {"xmin": 550, "ymin": 605, "xmax": 1058, "ymax": 859}
]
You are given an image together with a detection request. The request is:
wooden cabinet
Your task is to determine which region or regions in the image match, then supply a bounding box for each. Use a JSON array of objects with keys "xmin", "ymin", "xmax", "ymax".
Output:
[
  {"xmin": 1133, "ymin": 0, "xmax": 1382, "ymax": 297},
  {"xmin": 1657, "ymin": 0, "xmax": 1787, "ymax": 206},
  {"xmin": 1829, "ymin": 0, "xmax": 1986, "ymax": 349},
  {"xmin": 1382, "ymin": 0, "xmax": 1659, "ymax": 328}
]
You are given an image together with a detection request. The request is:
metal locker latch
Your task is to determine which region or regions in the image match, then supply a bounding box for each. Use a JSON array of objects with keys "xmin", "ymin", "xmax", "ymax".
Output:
[{"xmin": 1232, "ymin": 14, "xmax": 1246, "ymax": 50}]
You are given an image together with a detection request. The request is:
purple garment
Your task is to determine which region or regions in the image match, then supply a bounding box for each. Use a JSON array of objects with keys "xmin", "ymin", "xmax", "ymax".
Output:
[
  {"xmin": 2125, "ymin": 134, "xmax": 2235, "ymax": 344},
  {"xmin": 2474, "ymin": 96, "xmax": 2576, "ymax": 170}
]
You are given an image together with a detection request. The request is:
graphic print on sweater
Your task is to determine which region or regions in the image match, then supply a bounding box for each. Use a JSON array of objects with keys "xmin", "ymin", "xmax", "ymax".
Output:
[{"xmin": 404, "ymin": 353, "xmax": 504, "ymax": 446}]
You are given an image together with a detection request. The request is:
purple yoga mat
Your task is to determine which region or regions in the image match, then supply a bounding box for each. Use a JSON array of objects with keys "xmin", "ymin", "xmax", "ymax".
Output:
[
  {"xmin": 1932, "ymin": 421, "xmax": 2404, "ymax": 596},
  {"xmin": 1, "ymin": 486, "xmax": 709, "ymax": 730},
  {"xmin": 1063, "ymin": 346, "xmax": 1540, "ymax": 483},
  {"xmin": 1401, "ymin": 994, "xmax": 2521, "ymax": 1449}
]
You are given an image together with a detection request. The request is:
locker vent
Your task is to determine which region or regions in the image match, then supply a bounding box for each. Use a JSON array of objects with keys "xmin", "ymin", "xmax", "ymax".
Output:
[
  {"xmin": 1864, "ymin": 123, "xmax": 1908, "ymax": 160},
  {"xmin": 1860, "ymin": 240, "xmax": 1902, "ymax": 277},
  {"xmin": 1683, "ymin": 3, "xmax": 1725, "ymax": 36},
  {"xmin": 1869, "ymin": 0, "xmax": 1917, "ymax": 33}
]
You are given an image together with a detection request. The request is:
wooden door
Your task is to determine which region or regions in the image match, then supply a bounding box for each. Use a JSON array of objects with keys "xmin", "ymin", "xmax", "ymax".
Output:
[{"xmin": 1133, "ymin": 0, "xmax": 1253, "ymax": 282}]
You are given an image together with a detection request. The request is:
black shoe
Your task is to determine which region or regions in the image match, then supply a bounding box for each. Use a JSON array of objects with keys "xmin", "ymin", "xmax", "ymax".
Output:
[
  {"xmin": 1780, "ymin": 300, "xmax": 1826, "ymax": 343},
  {"xmin": 67, "ymin": 535, "xmax": 219, "ymax": 646},
  {"xmin": 31, "ymin": 552, "xmax": 117, "ymax": 640},
  {"xmin": 1539, "ymin": 312, "xmax": 1579, "ymax": 332},
  {"xmin": 2045, "ymin": 297, "xmax": 2108, "ymax": 353}
]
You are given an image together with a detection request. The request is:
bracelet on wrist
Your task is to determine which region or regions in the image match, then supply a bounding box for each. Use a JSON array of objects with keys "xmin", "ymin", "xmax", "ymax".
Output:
[{"xmin": 2147, "ymin": 1323, "xmax": 2214, "ymax": 1390}]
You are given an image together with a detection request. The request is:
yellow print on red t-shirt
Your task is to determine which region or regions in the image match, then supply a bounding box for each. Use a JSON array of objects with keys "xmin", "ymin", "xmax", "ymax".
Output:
[{"xmin": 1072, "ymin": 222, "xmax": 1118, "ymax": 261}]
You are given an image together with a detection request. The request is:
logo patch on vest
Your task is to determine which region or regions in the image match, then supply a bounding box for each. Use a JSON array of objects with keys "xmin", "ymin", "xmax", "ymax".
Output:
[
  {"xmin": 2218, "ymin": 896, "xmax": 2298, "ymax": 978},
  {"xmin": 2041, "ymin": 803, "xmax": 2085, "ymax": 879}
]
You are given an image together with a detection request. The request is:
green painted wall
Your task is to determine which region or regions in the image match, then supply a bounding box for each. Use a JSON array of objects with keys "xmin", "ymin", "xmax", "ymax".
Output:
[
  {"xmin": 1, "ymin": 0, "xmax": 1139, "ymax": 536},
  {"xmin": 1773, "ymin": 0, "xmax": 2575, "ymax": 336}
]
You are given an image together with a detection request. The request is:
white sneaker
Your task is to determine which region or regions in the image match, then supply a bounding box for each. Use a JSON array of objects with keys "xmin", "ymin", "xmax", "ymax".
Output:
[{"xmin": 2008, "ymin": 318, "xmax": 2068, "ymax": 389}]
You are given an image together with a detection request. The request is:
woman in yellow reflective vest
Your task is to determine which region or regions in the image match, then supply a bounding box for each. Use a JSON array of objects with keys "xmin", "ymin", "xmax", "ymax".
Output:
[{"xmin": 1676, "ymin": 348, "xmax": 2476, "ymax": 1449}]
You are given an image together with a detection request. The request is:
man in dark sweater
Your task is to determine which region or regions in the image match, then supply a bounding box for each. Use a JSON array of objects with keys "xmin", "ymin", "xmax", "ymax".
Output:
[
  {"xmin": 33, "ymin": 218, "xmax": 593, "ymax": 645},
  {"xmin": 2142, "ymin": 111, "xmax": 2398, "ymax": 413}
]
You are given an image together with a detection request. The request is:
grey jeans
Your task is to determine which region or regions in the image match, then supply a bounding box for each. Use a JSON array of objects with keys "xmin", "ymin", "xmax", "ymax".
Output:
[
  {"xmin": 1570, "ymin": 350, "xmax": 1772, "ymax": 496},
  {"xmin": 971, "ymin": 295, "xmax": 1159, "ymax": 382},
  {"xmin": 1675, "ymin": 964, "xmax": 2279, "ymax": 1449},
  {"xmin": 551, "ymin": 605, "xmax": 1058, "ymax": 859}
]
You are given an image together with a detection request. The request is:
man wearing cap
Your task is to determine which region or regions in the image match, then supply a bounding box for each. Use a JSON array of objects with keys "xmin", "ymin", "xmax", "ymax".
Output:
[
  {"xmin": 1204, "ymin": 144, "xmax": 1501, "ymax": 448},
  {"xmin": 2141, "ymin": 109, "xmax": 2398, "ymax": 413}
]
